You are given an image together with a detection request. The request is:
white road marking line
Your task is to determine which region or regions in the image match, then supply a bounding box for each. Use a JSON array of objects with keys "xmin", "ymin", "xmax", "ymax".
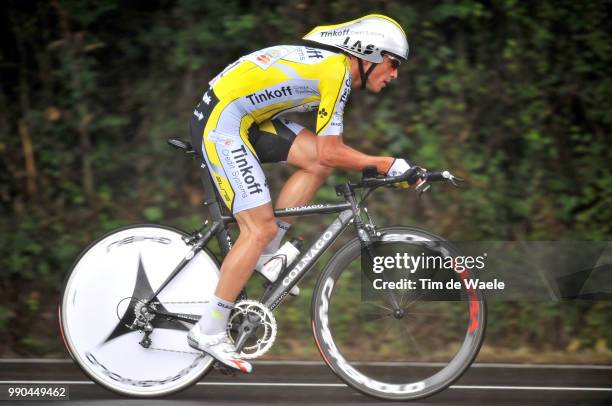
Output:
[
  {"xmin": 451, "ymin": 385, "xmax": 612, "ymax": 391},
  {"xmin": 471, "ymin": 363, "xmax": 612, "ymax": 370},
  {"xmin": 200, "ymin": 382, "xmax": 345, "ymax": 387},
  {"xmin": 0, "ymin": 359, "xmax": 73, "ymax": 363},
  {"xmin": 1, "ymin": 359, "xmax": 611, "ymax": 369},
  {"xmin": 0, "ymin": 381, "xmax": 93, "ymax": 385},
  {"xmin": 0, "ymin": 381, "xmax": 611, "ymax": 391}
]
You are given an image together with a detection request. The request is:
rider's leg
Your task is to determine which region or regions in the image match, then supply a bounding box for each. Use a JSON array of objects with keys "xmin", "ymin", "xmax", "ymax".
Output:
[
  {"xmin": 189, "ymin": 203, "xmax": 276, "ymax": 373},
  {"xmin": 215, "ymin": 203, "xmax": 277, "ymax": 301},
  {"xmin": 258, "ymin": 129, "xmax": 332, "ymax": 258},
  {"xmin": 256, "ymin": 127, "xmax": 332, "ymax": 258},
  {"xmin": 189, "ymin": 94, "xmax": 279, "ymax": 372},
  {"xmin": 275, "ymin": 128, "xmax": 333, "ymax": 223},
  {"xmin": 196, "ymin": 204, "xmax": 277, "ymax": 335}
]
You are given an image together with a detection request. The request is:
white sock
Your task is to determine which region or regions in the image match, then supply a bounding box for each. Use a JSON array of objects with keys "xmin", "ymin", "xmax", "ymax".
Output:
[
  {"xmin": 262, "ymin": 220, "xmax": 291, "ymax": 255},
  {"xmin": 197, "ymin": 295, "xmax": 234, "ymax": 335}
]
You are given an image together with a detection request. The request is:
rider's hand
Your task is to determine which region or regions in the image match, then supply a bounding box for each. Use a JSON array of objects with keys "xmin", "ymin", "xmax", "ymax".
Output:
[{"xmin": 386, "ymin": 158, "xmax": 412, "ymax": 189}]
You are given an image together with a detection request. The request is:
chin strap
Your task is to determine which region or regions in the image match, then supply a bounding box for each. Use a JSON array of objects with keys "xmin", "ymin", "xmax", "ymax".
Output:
[{"xmin": 358, "ymin": 59, "xmax": 378, "ymax": 90}]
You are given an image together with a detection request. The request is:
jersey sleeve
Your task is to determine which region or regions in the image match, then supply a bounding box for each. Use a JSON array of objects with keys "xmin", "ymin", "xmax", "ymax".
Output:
[{"xmin": 316, "ymin": 59, "xmax": 351, "ymax": 136}]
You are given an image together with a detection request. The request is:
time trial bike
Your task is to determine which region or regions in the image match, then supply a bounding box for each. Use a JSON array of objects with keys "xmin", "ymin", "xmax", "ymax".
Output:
[{"xmin": 59, "ymin": 136, "xmax": 486, "ymax": 400}]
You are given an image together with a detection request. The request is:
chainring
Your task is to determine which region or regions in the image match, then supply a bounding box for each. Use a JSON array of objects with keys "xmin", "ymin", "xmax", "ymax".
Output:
[{"xmin": 227, "ymin": 300, "xmax": 277, "ymax": 360}]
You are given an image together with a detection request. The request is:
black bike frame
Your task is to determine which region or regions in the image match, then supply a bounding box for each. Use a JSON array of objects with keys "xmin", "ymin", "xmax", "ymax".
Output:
[
  {"xmin": 146, "ymin": 142, "xmax": 410, "ymax": 353},
  {"xmin": 145, "ymin": 158, "xmax": 364, "ymax": 315}
]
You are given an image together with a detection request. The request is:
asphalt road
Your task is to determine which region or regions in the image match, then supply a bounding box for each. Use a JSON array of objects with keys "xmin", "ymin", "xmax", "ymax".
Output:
[{"xmin": 1, "ymin": 359, "xmax": 611, "ymax": 405}]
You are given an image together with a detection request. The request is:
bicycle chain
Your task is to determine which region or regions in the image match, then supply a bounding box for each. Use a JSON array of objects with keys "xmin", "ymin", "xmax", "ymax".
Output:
[{"xmin": 148, "ymin": 345, "xmax": 201, "ymax": 356}]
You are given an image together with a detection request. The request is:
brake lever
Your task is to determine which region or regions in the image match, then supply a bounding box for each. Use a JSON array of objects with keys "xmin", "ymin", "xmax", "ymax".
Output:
[
  {"xmin": 415, "ymin": 179, "xmax": 431, "ymax": 197},
  {"xmin": 441, "ymin": 171, "xmax": 464, "ymax": 187},
  {"xmin": 414, "ymin": 170, "xmax": 464, "ymax": 195},
  {"xmin": 441, "ymin": 171, "xmax": 463, "ymax": 187},
  {"xmin": 449, "ymin": 177, "xmax": 463, "ymax": 187}
]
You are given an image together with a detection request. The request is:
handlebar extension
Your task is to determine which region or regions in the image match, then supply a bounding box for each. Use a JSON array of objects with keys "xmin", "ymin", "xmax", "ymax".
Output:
[{"xmin": 359, "ymin": 165, "xmax": 464, "ymax": 189}]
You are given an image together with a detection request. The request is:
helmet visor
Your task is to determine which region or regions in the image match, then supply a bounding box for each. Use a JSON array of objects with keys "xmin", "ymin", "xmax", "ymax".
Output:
[{"xmin": 384, "ymin": 53, "xmax": 402, "ymax": 70}]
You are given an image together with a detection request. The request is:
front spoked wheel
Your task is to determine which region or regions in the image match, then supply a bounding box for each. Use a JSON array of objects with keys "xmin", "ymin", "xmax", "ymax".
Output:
[
  {"xmin": 311, "ymin": 226, "xmax": 487, "ymax": 400},
  {"xmin": 59, "ymin": 224, "xmax": 220, "ymax": 397}
]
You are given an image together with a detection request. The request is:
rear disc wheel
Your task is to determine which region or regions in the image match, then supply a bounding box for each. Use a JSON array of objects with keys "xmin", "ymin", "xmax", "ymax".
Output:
[{"xmin": 59, "ymin": 224, "xmax": 219, "ymax": 397}]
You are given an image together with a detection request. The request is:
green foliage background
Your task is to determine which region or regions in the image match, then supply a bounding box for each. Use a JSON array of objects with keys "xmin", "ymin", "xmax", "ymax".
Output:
[{"xmin": 0, "ymin": 0, "xmax": 610, "ymax": 359}]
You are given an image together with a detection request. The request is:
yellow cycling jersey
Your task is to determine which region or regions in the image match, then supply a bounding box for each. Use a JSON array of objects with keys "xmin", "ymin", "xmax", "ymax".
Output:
[{"xmin": 207, "ymin": 45, "xmax": 351, "ymax": 136}]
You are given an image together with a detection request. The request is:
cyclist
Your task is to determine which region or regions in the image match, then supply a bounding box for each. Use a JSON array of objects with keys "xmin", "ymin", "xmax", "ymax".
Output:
[{"xmin": 188, "ymin": 14, "xmax": 412, "ymax": 373}]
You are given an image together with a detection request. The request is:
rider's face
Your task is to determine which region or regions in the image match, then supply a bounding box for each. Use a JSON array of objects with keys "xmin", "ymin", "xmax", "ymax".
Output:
[{"xmin": 365, "ymin": 55, "xmax": 400, "ymax": 93}]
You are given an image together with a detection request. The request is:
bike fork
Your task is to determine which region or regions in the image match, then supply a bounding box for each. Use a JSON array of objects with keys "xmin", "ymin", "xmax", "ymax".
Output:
[{"xmin": 339, "ymin": 184, "xmax": 405, "ymax": 316}]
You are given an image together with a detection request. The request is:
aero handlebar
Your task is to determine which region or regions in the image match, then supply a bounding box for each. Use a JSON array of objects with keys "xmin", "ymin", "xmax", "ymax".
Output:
[{"xmin": 358, "ymin": 166, "xmax": 464, "ymax": 191}]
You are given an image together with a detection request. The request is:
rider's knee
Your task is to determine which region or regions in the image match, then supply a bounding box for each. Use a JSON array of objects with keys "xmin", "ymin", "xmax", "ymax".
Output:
[
  {"xmin": 308, "ymin": 162, "xmax": 333, "ymax": 180},
  {"xmin": 248, "ymin": 219, "xmax": 278, "ymax": 248}
]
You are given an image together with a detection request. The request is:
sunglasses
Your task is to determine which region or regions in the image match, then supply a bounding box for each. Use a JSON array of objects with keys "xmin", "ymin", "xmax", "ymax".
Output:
[{"xmin": 385, "ymin": 54, "xmax": 401, "ymax": 70}]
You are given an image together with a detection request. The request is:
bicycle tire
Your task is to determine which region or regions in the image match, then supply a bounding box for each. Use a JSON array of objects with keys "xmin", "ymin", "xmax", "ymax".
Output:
[
  {"xmin": 59, "ymin": 224, "xmax": 219, "ymax": 397},
  {"xmin": 311, "ymin": 226, "xmax": 487, "ymax": 400}
]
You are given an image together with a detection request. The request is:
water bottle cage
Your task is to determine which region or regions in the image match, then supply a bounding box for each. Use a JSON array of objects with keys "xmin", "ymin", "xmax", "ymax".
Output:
[{"xmin": 268, "ymin": 254, "xmax": 288, "ymax": 276}]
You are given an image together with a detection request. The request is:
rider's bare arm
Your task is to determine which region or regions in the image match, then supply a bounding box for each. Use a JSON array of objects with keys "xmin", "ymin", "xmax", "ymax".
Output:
[{"xmin": 316, "ymin": 134, "xmax": 394, "ymax": 174}]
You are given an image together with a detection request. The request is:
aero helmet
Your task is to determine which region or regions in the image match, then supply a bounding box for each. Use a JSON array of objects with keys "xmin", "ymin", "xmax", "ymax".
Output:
[
  {"xmin": 302, "ymin": 14, "xmax": 408, "ymax": 90},
  {"xmin": 302, "ymin": 14, "xmax": 409, "ymax": 63}
]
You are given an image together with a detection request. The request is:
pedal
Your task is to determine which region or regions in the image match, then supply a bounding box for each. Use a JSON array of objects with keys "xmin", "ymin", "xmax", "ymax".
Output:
[{"xmin": 213, "ymin": 361, "xmax": 237, "ymax": 377}]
